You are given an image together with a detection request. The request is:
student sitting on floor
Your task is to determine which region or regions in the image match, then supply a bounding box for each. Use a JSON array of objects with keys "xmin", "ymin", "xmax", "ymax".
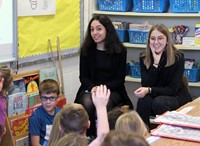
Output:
[
  {"xmin": 56, "ymin": 133, "xmax": 88, "ymax": 146},
  {"xmin": 48, "ymin": 85, "xmax": 110, "ymax": 146},
  {"xmin": 29, "ymin": 79, "xmax": 61, "ymax": 146},
  {"xmin": 100, "ymin": 130, "xmax": 150, "ymax": 146},
  {"xmin": 115, "ymin": 110, "xmax": 149, "ymax": 137}
]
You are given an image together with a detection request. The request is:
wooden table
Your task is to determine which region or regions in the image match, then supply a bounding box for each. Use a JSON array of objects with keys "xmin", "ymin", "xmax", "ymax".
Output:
[{"xmin": 151, "ymin": 97, "xmax": 200, "ymax": 146}]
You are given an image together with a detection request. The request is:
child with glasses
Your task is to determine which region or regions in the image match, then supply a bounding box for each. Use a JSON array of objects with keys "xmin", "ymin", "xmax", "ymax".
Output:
[{"xmin": 29, "ymin": 79, "xmax": 61, "ymax": 146}]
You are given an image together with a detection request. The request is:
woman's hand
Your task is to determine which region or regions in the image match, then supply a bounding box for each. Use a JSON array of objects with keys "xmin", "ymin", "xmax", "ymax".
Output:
[
  {"xmin": 91, "ymin": 86, "xmax": 97, "ymax": 93},
  {"xmin": 151, "ymin": 47, "xmax": 162, "ymax": 65},
  {"xmin": 134, "ymin": 87, "xmax": 149, "ymax": 98}
]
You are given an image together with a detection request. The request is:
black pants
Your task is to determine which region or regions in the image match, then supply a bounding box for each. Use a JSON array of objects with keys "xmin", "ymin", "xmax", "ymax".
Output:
[
  {"xmin": 75, "ymin": 91, "xmax": 123, "ymax": 136},
  {"xmin": 136, "ymin": 95, "xmax": 180, "ymax": 128}
]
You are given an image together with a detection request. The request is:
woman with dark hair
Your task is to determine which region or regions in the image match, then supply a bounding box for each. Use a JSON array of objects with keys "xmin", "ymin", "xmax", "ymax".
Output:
[
  {"xmin": 75, "ymin": 14, "xmax": 133, "ymax": 137},
  {"xmin": 134, "ymin": 24, "xmax": 192, "ymax": 128}
]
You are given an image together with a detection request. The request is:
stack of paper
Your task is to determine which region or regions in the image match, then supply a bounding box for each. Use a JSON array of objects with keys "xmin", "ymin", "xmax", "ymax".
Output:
[{"xmin": 150, "ymin": 111, "xmax": 200, "ymax": 142}]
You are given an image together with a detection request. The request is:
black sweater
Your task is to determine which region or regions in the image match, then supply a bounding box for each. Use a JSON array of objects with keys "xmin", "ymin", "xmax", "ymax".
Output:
[
  {"xmin": 75, "ymin": 48, "xmax": 133, "ymax": 109},
  {"xmin": 140, "ymin": 51, "xmax": 192, "ymax": 106}
]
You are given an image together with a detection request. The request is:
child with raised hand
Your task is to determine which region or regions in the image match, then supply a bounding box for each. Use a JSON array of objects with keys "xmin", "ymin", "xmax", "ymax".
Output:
[
  {"xmin": 89, "ymin": 85, "xmax": 110, "ymax": 146},
  {"xmin": 0, "ymin": 64, "xmax": 13, "ymax": 144},
  {"xmin": 49, "ymin": 85, "xmax": 110, "ymax": 146},
  {"xmin": 29, "ymin": 79, "xmax": 61, "ymax": 146}
]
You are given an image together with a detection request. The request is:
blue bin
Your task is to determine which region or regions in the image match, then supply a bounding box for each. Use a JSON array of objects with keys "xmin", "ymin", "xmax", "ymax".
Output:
[
  {"xmin": 133, "ymin": 0, "xmax": 169, "ymax": 13},
  {"xmin": 128, "ymin": 30, "xmax": 148, "ymax": 44},
  {"xmin": 170, "ymin": 0, "xmax": 200, "ymax": 13},
  {"xmin": 116, "ymin": 29, "xmax": 129, "ymax": 42},
  {"xmin": 184, "ymin": 68, "xmax": 200, "ymax": 82},
  {"xmin": 130, "ymin": 64, "xmax": 141, "ymax": 78},
  {"xmin": 98, "ymin": 0, "xmax": 133, "ymax": 12}
]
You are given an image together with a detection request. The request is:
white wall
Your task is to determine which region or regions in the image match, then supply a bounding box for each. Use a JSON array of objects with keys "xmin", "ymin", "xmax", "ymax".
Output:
[{"xmin": 17, "ymin": 55, "xmax": 80, "ymax": 103}]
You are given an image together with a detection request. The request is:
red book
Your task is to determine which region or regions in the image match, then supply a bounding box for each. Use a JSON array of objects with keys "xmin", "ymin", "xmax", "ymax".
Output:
[
  {"xmin": 10, "ymin": 115, "xmax": 30, "ymax": 137},
  {"xmin": 25, "ymin": 104, "xmax": 41, "ymax": 116},
  {"xmin": 56, "ymin": 97, "xmax": 66, "ymax": 108}
]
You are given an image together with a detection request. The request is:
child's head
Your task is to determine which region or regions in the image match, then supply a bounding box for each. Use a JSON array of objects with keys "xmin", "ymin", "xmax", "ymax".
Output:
[
  {"xmin": 115, "ymin": 111, "xmax": 148, "ymax": 137},
  {"xmin": 108, "ymin": 108, "xmax": 124, "ymax": 130},
  {"xmin": 56, "ymin": 133, "xmax": 88, "ymax": 146},
  {"xmin": 101, "ymin": 130, "xmax": 150, "ymax": 146},
  {"xmin": 59, "ymin": 103, "xmax": 89, "ymax": 135},
  {"xmin": 39, "ymin": 79, "xmax": 60, "ymax": 115},
  {"xmin": 39, "ymin": 79, "xmax": 60, "ymax": 96},
  {"xmin": 0, "ymin": 64, "xmax": 13, "ymax": 92}
]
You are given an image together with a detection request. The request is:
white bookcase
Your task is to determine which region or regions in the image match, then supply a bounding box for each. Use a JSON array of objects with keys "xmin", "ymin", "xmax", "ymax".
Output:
[{"xmin": 86, "ymin": 0, "xmax": 200, "ymax": 98}]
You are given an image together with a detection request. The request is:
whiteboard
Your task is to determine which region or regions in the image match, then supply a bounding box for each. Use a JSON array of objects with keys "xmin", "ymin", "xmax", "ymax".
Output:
[{"xmin": 0, "ymin": 0, "xmax": 17, "ymax": 63}]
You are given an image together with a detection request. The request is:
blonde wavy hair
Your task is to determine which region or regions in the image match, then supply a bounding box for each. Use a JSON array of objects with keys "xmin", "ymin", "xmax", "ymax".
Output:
[{"xmin": 115, "ymin": 111, "xmax": 148, "ymax": 137}]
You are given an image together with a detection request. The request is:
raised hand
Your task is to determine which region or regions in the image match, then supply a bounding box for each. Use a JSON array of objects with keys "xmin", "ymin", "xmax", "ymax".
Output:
[{"xmin": 91, "ymin": 85, "xmax": 110, "ymax": 108}]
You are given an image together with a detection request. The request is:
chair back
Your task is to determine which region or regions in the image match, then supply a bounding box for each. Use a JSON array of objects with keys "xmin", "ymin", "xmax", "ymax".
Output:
[{"xmin": 182, "ymin": 75, "xmax": 189, "ymax": 91}]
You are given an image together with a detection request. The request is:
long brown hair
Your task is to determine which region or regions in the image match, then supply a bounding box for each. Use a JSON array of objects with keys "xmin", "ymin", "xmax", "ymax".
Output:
[{"xmin": 141, "ymin": 24, "xmax": 181, "ymax": 69}]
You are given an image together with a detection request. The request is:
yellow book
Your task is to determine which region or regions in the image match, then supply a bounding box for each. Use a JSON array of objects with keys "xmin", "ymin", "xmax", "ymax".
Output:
[{"xmin": 195, "ymin": 24, "xmax": 200, "ymax": 45}]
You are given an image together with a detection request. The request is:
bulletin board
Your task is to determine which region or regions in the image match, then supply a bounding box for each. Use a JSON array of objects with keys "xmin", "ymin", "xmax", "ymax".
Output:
[
  {"xmin": 0, "ymin": 0, "xmax": 17, "ymax": 63},
  {"xmin": 18, "ymin": 0, "xmax": 82, "ymax": 64}
]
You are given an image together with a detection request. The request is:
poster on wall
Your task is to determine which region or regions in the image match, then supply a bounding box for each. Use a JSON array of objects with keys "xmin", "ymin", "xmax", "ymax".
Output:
[{"xmin": 18, "ymin": 0, "xmax": 56, "ymax": 16}]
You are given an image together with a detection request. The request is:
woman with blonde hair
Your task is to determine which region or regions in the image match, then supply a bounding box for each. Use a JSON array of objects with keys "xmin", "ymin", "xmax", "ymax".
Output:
[
  {"xmin": 115, "ymin": 111, "xmax": 149, "ymax": 137},
  {"xmin": 134, "ymin": 24, "xmax": 192, "ymax": 127}
]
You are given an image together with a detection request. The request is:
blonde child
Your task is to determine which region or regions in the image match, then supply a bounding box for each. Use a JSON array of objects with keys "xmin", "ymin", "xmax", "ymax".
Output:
[
  {"xmin": 100, "ymin": 130, "xmax": 150, "ymax": 146},
  {"xmin": 115, "ymin": 111, "xmax": 149, "ymax": 137}
]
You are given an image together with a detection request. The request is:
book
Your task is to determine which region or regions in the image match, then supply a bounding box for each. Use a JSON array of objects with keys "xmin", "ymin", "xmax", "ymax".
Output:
[
  {"xmin": 24, "ymin": 73, "xmax": 39, "ymax": 94},
  {"xmin": 7, "ymin": 78, "xmax": 26, "ymax": 95},
  {"xmin": 16, "ymin": 135, "xmax": 29, "ymax": 146},
  {"xmin": 7, "ymin": 92, "xmax": 27, "ymax": 117},
  {"xmin": 27, "ymin": 92, "xmax": 40, "ymax": 108},
  {"xmin": 10, "ymin": 115, "xmax": 30, "ymax": 137},
  {"xmin": 39, "ymin": 67, "xmax": 58, "ymax": 82},
  {"xmin": 151, "ymin": 124, "xmax": 200, "ymax": 143},
  {"xmin": 154, "ymin": 111, "xmax": 200, "ymax": 129},
  {"xmin": 25, "ymin": 104, "xmax": 41, "ymax": 116},
  {"xmin": 56, "ymin": 97, "xmax": 66, "ymax": 108}
]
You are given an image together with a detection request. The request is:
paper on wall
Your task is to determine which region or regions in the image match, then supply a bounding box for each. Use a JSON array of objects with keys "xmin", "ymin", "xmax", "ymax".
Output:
[{"xmin": 18, "ymin": 0, "xmax": 56, "ymax": 16}]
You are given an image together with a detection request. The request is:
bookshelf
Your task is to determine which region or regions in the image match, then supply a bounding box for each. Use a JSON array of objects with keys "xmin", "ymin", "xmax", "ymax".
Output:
[{"xmin": 88, "ymin": 1, "xmax": 200, "ymax": 88}]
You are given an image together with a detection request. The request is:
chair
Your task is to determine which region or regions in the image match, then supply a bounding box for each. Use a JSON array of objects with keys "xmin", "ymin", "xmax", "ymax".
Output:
[{"xmin": 182, "ymin": 75, "xmax": 189, "ymax": 91}]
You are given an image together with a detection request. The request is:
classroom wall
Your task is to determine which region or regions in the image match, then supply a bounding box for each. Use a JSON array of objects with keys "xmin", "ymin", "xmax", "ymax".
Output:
[{"xmin": 16, "ymin": 1, "xmax": 199, "ymax": 109}]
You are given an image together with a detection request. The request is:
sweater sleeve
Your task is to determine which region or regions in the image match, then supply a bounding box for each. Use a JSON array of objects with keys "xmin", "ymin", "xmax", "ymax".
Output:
[
  {"xmin": 141, "ymin": 53, "xmax": 185, "ymax": 97},
  {"xmin": 79, "ymin": 54, "xmax": 96, "ymax": 91}
]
